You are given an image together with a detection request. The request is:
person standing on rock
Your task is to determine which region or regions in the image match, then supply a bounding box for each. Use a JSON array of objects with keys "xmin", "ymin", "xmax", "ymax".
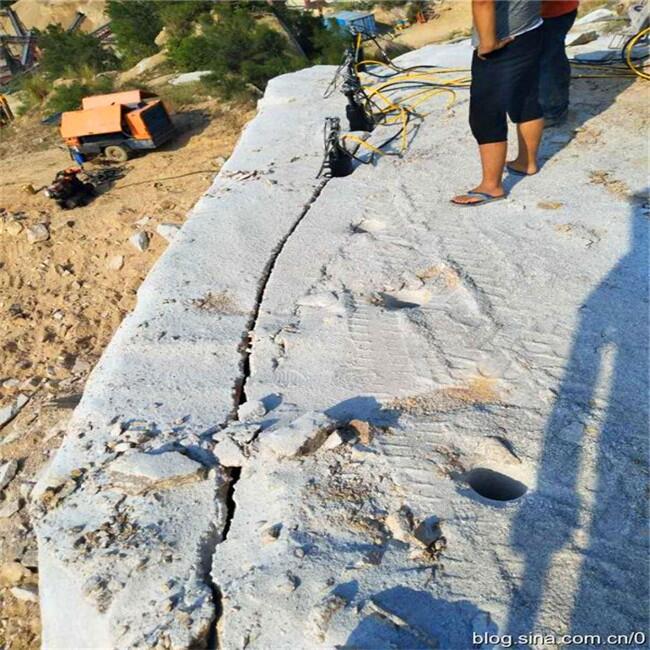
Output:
[
  {"xmin": 540, "ymin": 0, "xmax": 579, "ymax": 126},
  {"xmin": 452, "ymin": 0, "xmax": 545, "ymax": 206}
]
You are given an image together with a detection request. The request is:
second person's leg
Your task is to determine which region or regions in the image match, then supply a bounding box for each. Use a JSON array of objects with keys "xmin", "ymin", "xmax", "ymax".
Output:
[{"xmin": 508, "ymin": 117, "xmax": 544, "ymax": 175}]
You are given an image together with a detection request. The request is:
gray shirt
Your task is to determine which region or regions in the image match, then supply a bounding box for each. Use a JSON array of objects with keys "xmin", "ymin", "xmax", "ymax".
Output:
[{"xmin": 471, "ymin": 0, "xmax": 541, "ymax": 47}]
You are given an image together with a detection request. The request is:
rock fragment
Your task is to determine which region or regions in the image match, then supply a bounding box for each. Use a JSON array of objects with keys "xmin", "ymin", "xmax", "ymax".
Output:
[
  {"xmin": 10, "ymin": 584, "xmax": 39, "ymax": 602},
  {"xmin": 5, "ymin": 220, "xmax": 23, "ymax": 236},
  {"xmin": 0, "ymin": 499, "xmax": 20, "ymax": 518},
  {"xmin": 129, "ymin": 231, "xmax": 150, "ymax": 252},
  {"xmin": 107, "ymin": 255, "xmax": 124, "ymax": 271},
  {"xmin": 0, "ymin": 393, "xmax": 29, "ymax": 428},
  {"xmin": 237, "ymin": 399, "xmax": 266, "ymax": 421},
  {"xmin": 261, "ymin": 523, "xmax": 282, "ymax": 544},
  {"xmin": 322, "ymin": 430, "xmax": 345, "ymax": 450},
  {"xmin": 385, "ymin": 505, "xmax": 415, "ymax": 544},
  {"xmin": 107, "ymin": 450, "xmax": 206, "ymax": 493},
  {"xmin": 567, "ymin": 30, "xmax": 599, "ymax": 46},
  {"xmin": 261, "ymin": 411, "xmax": 337, "ymax": 458},
  {"xmin": 348, "ymin": 419, "xmax": 372, "ymax": 445},
  {"xmin": 0, "ymin": 459, "xmax": 18, "ymax": 491},
  {"xmin": 213, "ymin": 437, "xmax": 246, "ymax": 467},
  {"xmin": 156, "ymin": 223, "xmax": 181, "ymax": 242},
  {"xmin": 0, "ymin": 561, "xmax": 29, "ymax": 586},
  {"xmin": 26, "ymin": 223, "xmax": 50, "ymax": 244}
]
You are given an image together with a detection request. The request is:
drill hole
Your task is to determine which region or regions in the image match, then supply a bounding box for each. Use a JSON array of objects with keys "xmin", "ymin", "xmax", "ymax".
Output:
[{"xmin": 464, "ymin": 467, "xmax": 527, "ymax": 502}]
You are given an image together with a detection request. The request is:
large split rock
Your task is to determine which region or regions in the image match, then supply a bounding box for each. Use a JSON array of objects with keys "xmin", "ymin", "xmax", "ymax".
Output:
[{"xmin": 33, "ymin": 66, "xmax": 346, "ymax": 648}]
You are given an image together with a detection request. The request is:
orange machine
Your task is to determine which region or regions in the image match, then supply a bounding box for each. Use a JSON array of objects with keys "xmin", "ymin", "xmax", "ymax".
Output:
[{"xmin": 60, "ymin": 90, "xmax": 176, "ymax": 162}]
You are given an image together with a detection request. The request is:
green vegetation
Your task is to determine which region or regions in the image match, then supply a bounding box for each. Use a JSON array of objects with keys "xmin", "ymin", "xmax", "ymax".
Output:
[
  {"xmin": 168, "ymin": 3, "xmax": 346, "ymax": 96},
  {"xmin": 15, "ymin": 0, "xmax": 349, "ymax": 116},
  {"xmin": 106, "ymin": 0, "xmax": 162, "ymax": 65},
  {"xmin": 37, "ymin": 25, "xmax": 118, "ymax": 79},
  {"xmin": 45, "ymin": 77, "xmax": 114, "ymax": 114}
]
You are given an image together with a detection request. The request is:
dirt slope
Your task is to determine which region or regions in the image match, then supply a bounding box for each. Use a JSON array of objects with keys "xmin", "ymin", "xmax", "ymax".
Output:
[{"xmin": 0, "ymin": 97, "xmax": 254, "ymax": 649}]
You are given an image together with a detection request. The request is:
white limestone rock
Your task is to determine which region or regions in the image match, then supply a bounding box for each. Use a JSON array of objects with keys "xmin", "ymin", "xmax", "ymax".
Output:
[
  {"xmin": 107, "ymin": 451, "xmax": 206, "ymax": 493},
  {"xmin": 156, "ymin": 223, "xmax": 181, "ymax": 242},
  {"xmin": 0, "ymin": 393, "xmax": 29, "ymax": 428},
  {"xmin": 129, "ymin": 231, "xmax": 150, "ymax": 252},
  {"xmin": 10, "ymin": 584, "xmax": 38, "ymax": 602},
  {"xmin": 237, "ymin": 399, "xmax": 267, "ymax": 421},
  {"xmin": 261, "ymin": 411, "xmax": 337, "ymax": 458},
  {"xmin": 0, "ymin": 459, "xmax": 18, "ymax": 491},
  {"xmin": 26, "ymin": 223, "xmax": 49, "ymax": 244},
  {"xmin": 213, "ymin": 437, "xmax": 246, "ymax": 467}
]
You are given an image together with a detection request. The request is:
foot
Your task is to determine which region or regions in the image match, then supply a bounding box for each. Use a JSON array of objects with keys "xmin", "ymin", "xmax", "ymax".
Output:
[
  {"xmin": 451, "ymin": 184, "xmax": 504, "ymax": 205},
  {"xmin": 506, "ymin": 158, "xmax": 538, "ymax": 175}
]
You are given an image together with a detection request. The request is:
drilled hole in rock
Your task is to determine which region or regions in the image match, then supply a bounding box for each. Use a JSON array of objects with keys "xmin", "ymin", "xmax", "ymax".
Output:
[{"xmin": 464, "ymin": 467, "xmax": 527, "ymax": 502}]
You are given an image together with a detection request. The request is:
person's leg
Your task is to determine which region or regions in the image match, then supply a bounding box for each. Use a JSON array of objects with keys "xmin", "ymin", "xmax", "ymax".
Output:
[
  {"xmin": 508, "ymin": 117, "xmax": 544, "ymax": 175},
  {"xmin": 507, "ymin": 28, "xmax": 544, "ymax": 175},
  {"xmin": 539, "ymin": 10, "xmax": 577, "ymax": 124},
  {"xmin": 452, "ymin": 52, "xmax": 508, "ymax": 204}
]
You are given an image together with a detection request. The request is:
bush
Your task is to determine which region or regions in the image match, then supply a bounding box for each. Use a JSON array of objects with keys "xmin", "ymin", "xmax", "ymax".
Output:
[
  {"xmin": 37, "ymin": 25, "xmax": 118, "ymax": 79},
  {"xmin": 16, "ymin": 73, "xmax": 50, "ymax": 115},
  {"xmin": 106, "ymin": 0, "xmax": 162, "ymax": 66},
  {"xmin": 168, "ymin": 6, "xmax": 303, "ymax": 92},
  {"xmin": 46, "ymin": 77, "xmax": 114, "ymax": 114},
  {"xmin": 155, "ymin": 1, "xmax": 213, "ymax": 37},
  {"xmin": 168, "ymin": 3, "xmax": 347, "ymax": 92}
]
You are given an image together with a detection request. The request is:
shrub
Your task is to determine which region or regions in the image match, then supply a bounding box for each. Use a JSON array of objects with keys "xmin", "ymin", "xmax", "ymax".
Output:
[
  {"xmin": 155, "ymin": 1, "xmax": 213, "ymax": 37},
  {"xmin": 16, "ymin": 73, "xmax": 50, "ymax": 115},
  {"xmin": 46, "ymin": 77, "xmax": 114, "ymax": 114},
  {"xmin": 168, "ymin": 3, "xmax": 347, "ymax": 91},
  {"xmin": 37, "ymin": 25, "xmax": 118, "ymax": 79},
  {"xmin": 106, "ymin": 0, "xmax": 162, "ymax": 66}
]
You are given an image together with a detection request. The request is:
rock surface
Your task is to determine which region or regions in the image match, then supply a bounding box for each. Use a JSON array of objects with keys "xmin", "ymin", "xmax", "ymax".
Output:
[{"xmin": 34, "ymin": 43, "xmax": 649, "ymax": 649}]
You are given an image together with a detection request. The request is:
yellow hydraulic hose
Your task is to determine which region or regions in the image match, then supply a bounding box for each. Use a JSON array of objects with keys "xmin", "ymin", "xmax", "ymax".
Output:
[{"xmin": 624, "ymin": 26, "xmax": 650, "ymax": 80}]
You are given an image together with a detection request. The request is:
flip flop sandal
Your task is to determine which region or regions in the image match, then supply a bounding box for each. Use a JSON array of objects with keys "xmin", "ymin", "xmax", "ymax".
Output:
[
  {"xmin": 451, "ymin": 191, "xmax": 507, "ymax": 207},
  {"xmin": 506, "ymin": 165, "xmax": 537, "ymax": 177}
]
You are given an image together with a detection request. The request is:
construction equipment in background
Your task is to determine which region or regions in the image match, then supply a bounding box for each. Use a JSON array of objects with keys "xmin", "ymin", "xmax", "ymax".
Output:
[
  {"xmin": 0, "ymin": 6, "xmax": 36, "ymax": 76},
  {"xmin": 0, "ymin": 93, "xmax": 14, "ymax": 126},
  {"xmin": 60, "ymin": 90, "xmax": 176, "ymax": 163}
]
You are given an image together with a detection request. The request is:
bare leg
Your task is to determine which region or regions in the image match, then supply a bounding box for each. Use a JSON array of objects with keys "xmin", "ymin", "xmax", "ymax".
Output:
[
  {"xmin": 452, "ymin": 141, "xmax": 507, "ymax": 204},
  {"xmin": 507, "ymin": 117, "xmax": 544, "ymax": 174}
]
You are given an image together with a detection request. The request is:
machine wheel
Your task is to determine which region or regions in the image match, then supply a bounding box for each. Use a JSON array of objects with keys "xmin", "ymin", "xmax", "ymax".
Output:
[{"xmin": 104, "ymin": 145, "xmax": 130, "ymax": 163}]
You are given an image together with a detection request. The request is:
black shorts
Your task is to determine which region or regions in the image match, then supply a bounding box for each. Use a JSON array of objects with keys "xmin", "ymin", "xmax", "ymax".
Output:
[{"xmin": 469, "ymin": 26, "xmax": 543, "ymax": 145}]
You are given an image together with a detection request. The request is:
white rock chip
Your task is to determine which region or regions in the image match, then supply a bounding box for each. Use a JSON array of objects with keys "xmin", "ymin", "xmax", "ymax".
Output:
[
  {"xmin": 574, "ymin": 8, "xmax": 616, "ymax": 24},
  {"xmin": 321, "ymin": 430, "xmax": 345, "ymax": 450},
  {"xmin": 156, "ymin": 223, "xmax": 181, "ymax": 242},
  {"xmin": 0, "ymin": 499, "xmax": 20, "ymax": 518},
  {"xmin": 261, "ymin": 411, "xmax": 337, "ymax": 458},
  {"xmin": 26, "ymin": 223, "xmax": 50, "ymax": 244},
  {"xmin": 0, "ymin": 459, "xmax": 18, "ymax": 491},
  {"xmin": 107, "ymin": 451, "xmax": 206, "ymax": 493},
  {"xmin": 129, "ymin": 231, "xmax": 150, "ymax": 252},
  {"xmin": 0, "ymin": 394, "xmax": 29, "ymax": 428},
  {"xmin": 237, "ymin": 399, "xmax": 267, "ymax": 421},
  {"xmin": 107, "ymin": 255, "xmax": 124, "ymax": 271},
  {"xmin": 213, "ymin": 438, "xmax": 246, "ymax": 467},
  {"xmin": 10, "ymin": 585, "xmax": 39, "ymax": 602}
]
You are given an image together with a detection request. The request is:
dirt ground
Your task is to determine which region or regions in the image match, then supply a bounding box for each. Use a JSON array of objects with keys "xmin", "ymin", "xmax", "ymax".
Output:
[
  {"xmin": 0, "ymin": 97, "xmax": 255, "ymax": 648},
  {"xmin": 389, "ymin": 1, "xmax": 473, "ymax": 50}
]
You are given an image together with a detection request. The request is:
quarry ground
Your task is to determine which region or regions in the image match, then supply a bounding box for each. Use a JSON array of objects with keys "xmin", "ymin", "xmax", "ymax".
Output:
[
  {"xmin": 0, "ymin": 98, "xmax": 255, "ymax": 649},
  {"xmin": 0, "ymin": 5, "xmax": 478, "ymax": 645},
  {"xmin": 1, "ymin": 3, "xmax": 649, "ymax": 647},
  {"xmin": 18, "ymin": 40, "xmax": 649, "ymax": 650}
]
